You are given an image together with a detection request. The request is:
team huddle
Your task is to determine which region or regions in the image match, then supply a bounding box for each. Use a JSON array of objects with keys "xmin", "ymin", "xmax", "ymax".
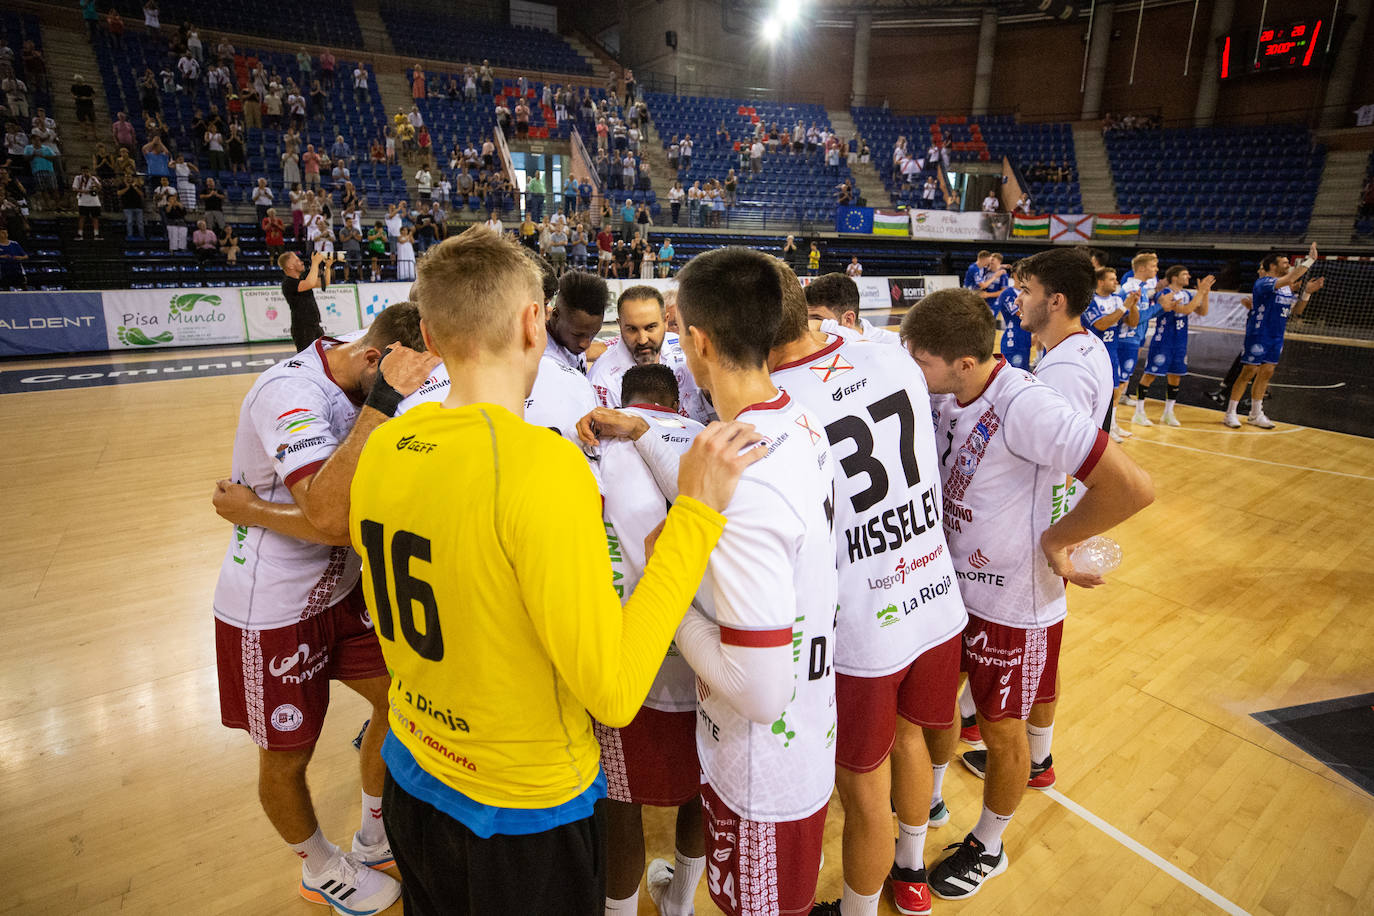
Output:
[{"xmin": 211, "ymin": 229, "xmax": 1158, "ymax": 916}]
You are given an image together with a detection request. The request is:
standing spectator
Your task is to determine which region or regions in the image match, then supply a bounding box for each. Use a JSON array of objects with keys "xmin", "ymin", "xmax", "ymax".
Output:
[
  {"xmin": 227, "ymin": 123, "xmax": 246, "ymax": 174},
  {"xmin": 301, "ymin": 144, "xmax": 321, "ymax": 192},
  {"xmin": 69, "ymin": 75, "xmax": 97, "ymax": 140},
  {"xmin": 119, "ymin": 174, "xmax": 145, "ymax": 239},
  {"xmin": 639, "ymin": 239, "xmax": 655, "ymax": 279},
  {"xmin": 309, "ymin": 80, "xmax": 327, "ymax": 122},
  {"xmin": 319, "ymin": 49, "xmax": 335, "ymax": 86},
  {"xmin": 415, "ymin": 163, "xmax": 432, "ymax": 203},
  {"xmin": 142, "ymin": 0, "xmax": 160, "ymax": 30},
  {"xmin": 569, "ymin": 222, "xmax": 587, "ymax": 271},
  {"xmin": 262, "ymin": 88, "xmax": 282, "ymax": 130},
  {"xmin": 483, "ymin": 209, "xmax": 503, "ymax": 235},
  {"xmin": 3, "ymin": 71, "xmax": 29, "ymax": 120},
  {"xmin": 282, "ymin": 148, "xmax": 301, "ymax": 192},
  {"xmin": 262, "ymin": 206, "xmax": 285, "ymax": 259},
  {"xmin": 657, "ymin": 237, "xmax": 674, "ymax": 278},
  {"xmin": 352, "ymin": 63, "xmax": 369, "ymax": 104},
  {"xmin": 173, "ymin": 153, "xmax": 198, "ymax": 208},
  {"xmin": 750, "ymin": 137, "xmax": 764, "ymax": 174},
  {"xmin": 724, "ymin": 169, "xmax": 738, "ymax": 207},
  {"xmin": 808, "ymin": 241, "xmax": 821, "ymax": 276},
  {"xmin": 338, "ymin": 225, "xmax": 361, "ymax": 280},
  {"xmin": 596, "ymin": 223, "xmax": 613, "ymax": 276},
  {"xmin": 241, "ymin": 84, "xmax": 261, "ymax": 129},
  {"xmin": 547, "ymin": 221, "xmax": 568, "ymax": 274},
  {"xmin": 394, "ymin": 225, "xmax": 416, "ymax": 280},
  {"xmin": 981, "ymin": 189, "xmax": 1000, "ymax": 212},
  {"xmin": 111, "ymin": 112, "xmax": 136, "ymax": 152},
  {"xmin": 366, "ymin": 220, "xmax": 387, "ymax": 278},
  {"xmin": 163, "ymin": 190, "xmax": 188, "ymax": 251},
  {"xmin": 21, "ymin": 41, "xmax": 46, "ymax": 96},
  {"xmin": 204, "ymin": 123, "xmax": 227, "ymax": 171},
  {"xmin": 330, "ymin": 134, "xmax": 351, "ymax": 166},
  {"xmin": 668, "ymin": 180, "xmax": 684, "ymax": 225},
  {"xmin": 410, "ymin": 65, "xmax": 425, "ymax": 100},
  {"xmin": 526, "ymin": 171, "xmax": 545, "ymax": 222},
  {"xmin": 922, "ymin": 175, "xmax": 938, "ymax": 204},
  {"xmin": 295, "ymin": 49, "xmax": 312, "ymax": 82},
  {"xmin": 186, "ymin": 26, "xmax": 203, "ymax": 65},
  {"xmin": 620, "ymin": 198, "xmax": 635, "ymax": 241},
  {"xmin": 515, "ymin": 98, "xmax": 531, "ymax": 138},
  {"xmin": 152, "ymin": 175, "xmax": 176, "ymax": 239},
  {"xmin": 81, "ymin": 0, "xmax": 100, "ymax": 43},
  {"xmin": 0, "ymin": 226, "xmax": 27, "ymax": 290},
  {"xmin": 177, "ymin": 50, "xmax": 200, "ymax": 96},
  {"xmin": 286, "ymin": 88, "xmax": 306, "ymax": 129},
  {"xmin": 73, "ymin": 166, "xmax": 103, "ymax": 239},
  {"xmin": 142, "ymin": 136, "xmax": 171, "ymax": 187},
  {"xmin": 201, "ymin": 177, "xmax": 226, "ymax": 231},
  {"xmin": 191, "ymin": 219, "xmax": 218, "ymax": 267},
  {"xmin": 636, "ymin": 202, "xmax": 652, "ymax": 241},
  {"xmin": 219, "ymin": 222, "xmax": 239, "ymax": 265},
  {"xmin": 845, "ymin": 255, "xmax": 863, "ymax": 277}
]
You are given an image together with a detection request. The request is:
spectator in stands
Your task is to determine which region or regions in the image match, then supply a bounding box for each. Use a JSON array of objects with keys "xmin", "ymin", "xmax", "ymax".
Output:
[
  {"xmin": 116, "ymin": 175, "xmax": 145, "ymax": 240},
  {"xmin": 415, "ymin": 163, "xmax": 433, "ymax": 204},
  {"xmin": 515, "ymin": 98, "xmax": 531, "ymax": 139},
  {"xmin": 922, "ymin": 176, "xmax": 938, "ymax": 204},
  {"xmin": 207, "ymin": 60, "xmax": 231, "ymax": 99},
  {"xmin": 24, "ymin": 133, "xmax": 59, "ymax": 210},
  {"xmin": 288, "ymin": 182, "xmax": 307, "ymax": 239},
  {"xmin": 636, "ymin": 202, "xmax": 653, "ymax": 241},
  {"xmin": 338, "ymin": 226, "xmax": 361, "ymax": 280},
  {"xmin": 219, "ymin": 222, "xmax": 239, "ymax": 265},
  {"xmin": 396, "ymin": 120, "xmax": 415, "ymax": 158},
  {"xmin": 302, "ymin": 145, "xmax": 322, "ymax": 192},
  {"xmin": 0, "ymin": 226, "xmax": 27, "ymax": 290},
  {"xmin": 72, "ymin": 165, "xmax": 102, "ymax": 240},
  {"xmin": 191, "ymin": 218, "xmax": 217, "ymax": 264},
  {"xmin": 416, "ymin": 125, "xmax": 432, "ymax": 161},
  {"xmin": 262, "ymin": 87, "xmax": 282, "ymax": 130},
  {"xmin": 657, "ymin": 237, "xmax": 674, "ymax": 278},
  {"xmin": 286, "ymin": 88, "xmax": 306, "ymax": 130},
  {"xmin": 328, "ymin": 134, "xmax": 351, "ymax": 167},
  {"xmin": 411, "ymin": 65, "xmax": 426, "ymax": 101},
  {"xmin": 366, "ymin": 220, "xmax": 387, "ymax": 277},
  {"xmin": 1015, "ymin": 191, "xmax": 1032, "ymax": 215},
  {"xmin": 227, "ymin": 123, "xmax": 246, "ymax": 174},
  {"xmin": 569, "ymin": 222, "xmax": 588, "ymax": 271},
  {"xmin": 319, "ymin": 49, "xmax": 335, "ymax": 86},
  {"xmin": 395, "ymin": 225, "xmax": 416, "ymax": 280},
  {"xmin": 479, "ymin": 60, "xmax": 493, "ymax": 95},
  {"xmin": 526, "ymin": 172, "xmax": 546, "ymax": 222},
  {"xmin": 330, "ymin": 158, "xmax": 350, "ymax": 185},
  {"xmin": 186, "ymin": 25, "xmax": 204, "ymax": 64},
  {"xmin": 618, "ymin": 198, "xmax": 635, "ymax": 242},
  {"xmin": 353, "ymin": 63, "xmax": 369, "ymax": 105},
  {"xmin": 109, "ymin": 111, "xmax": 135, "ymax": 153},
  {"xmin": 113, "ymin": 147, "xmax": 136, "ymax": 184},
  {"xmin": 202, "ymin": 178, "xmax": 226, "ymax": 231},
  {"xmin": 982, "ymin": 189, "xmax": 1000, "ymax": 212},
  {"xmin": 204, "ymin": 122, "xmax": 227, "ymax": 171},
  {"xmin": 142, "ymin": 0, "xmax": 159, "ymax": 29},
  {"xmin": 178, "ymin": 50, "xmax": 200, "ymax": 97},
  {"xmin": 808, "ymin": 241, "xmax": 820, "ymax": 276},
  {"xmin": 105, "ymin": 7, "xmax": 125, "ymax": 47},
  {"xmin": 5, "ymin": 126, "xmax": 27, "ymax": 177},
  {"xmin": 846, "ymin": 255, "xmax": 863, "ymax": 278},
  {"xmin": 665, "ymin": 179, "xmax": 684, "ymax": 226},
  {"xmin": 680, "ymin": 134, "xmax": 693, "ymax": 171},
  {"xmin": 310, "ymin": 80, "xmax": 327, "ymax": 122},
  {"xmin": 384, "ymin": 126, "xmax": 397, "ymax": 164},
  {"xmin": 262, "ymin": 206, "xmax": 285, "ymax": 259},
  {"xmin": 1, "ymin": 69, "xmax": 27, "ymax": 122},
  {"xmin": 595, "ymin": 223, "xmax": 613, "ymax": 276},
  {"xmin": 835, "ymin": 181, "xmax": 854, "ymax": 206},
  {"xmin": 80, "ymin": 0, "xmax": 100, "ymax": 42}
]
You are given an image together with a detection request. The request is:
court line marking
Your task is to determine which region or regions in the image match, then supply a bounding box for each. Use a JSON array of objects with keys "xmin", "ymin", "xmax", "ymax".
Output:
[
  {"xmin": 1044, "ymin": 788, "xmax": 1252, "ymax": 915},
  {"xmin": 1125, "ymin": 421, "xmax": 1305, "ymax": 436},
  {"xmin": 1186, "ymin": 372, "xmax": 1347, "ymax": 390},
  {"xmin": 1129, "ymin": 436, "xmax": 1374, "ymax": 481}
]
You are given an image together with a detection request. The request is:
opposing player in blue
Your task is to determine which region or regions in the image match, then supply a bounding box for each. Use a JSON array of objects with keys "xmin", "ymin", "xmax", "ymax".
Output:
[
  {"xmin": 963, "ymin": 250, "xmax": 992, "ymax": 291},
  {"xmin": 1083, "ymin": 266, "xmax": 1138, "ymax": 440},
  {"xmin": 1115, "ymin": 252, "xmax": 1158, "ymax": 413},
  {"xmin": 991, "ymin": 268, "xmax": 1033, "ymax": 369},
  {"xmin": 1132, "ymin": 266, "xmax": 1214, "ymax": 427},
  {"xmin": 1224, "ymin": 244, "xmax": 1321, "ymax": 429}
]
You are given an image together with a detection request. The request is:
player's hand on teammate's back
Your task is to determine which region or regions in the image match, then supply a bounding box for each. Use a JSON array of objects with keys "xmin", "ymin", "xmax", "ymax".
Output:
[
  {"xmin": 378, "ymin": 343, "xmax": 442, "ymax": 396},
  {"xmin": 576, "ymin": 407, "xmax": 649, "ymax": 448},
  {"xmin": 676, "ymin": 421, "xmax": 767, "ymax": 514},
  {"xmin": 212, "ymin": 479, "xmax": 260, "ymax": 526},
  {"xmin": 1040, "ymin": 532, "xmax": 1106, "ymax": 590}
]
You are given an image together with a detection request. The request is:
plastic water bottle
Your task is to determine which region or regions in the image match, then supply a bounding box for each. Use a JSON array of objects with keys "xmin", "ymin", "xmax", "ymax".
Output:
[{"xmin": 1070, "ymin": 536, "xmax": 1122, "ymax": 577}]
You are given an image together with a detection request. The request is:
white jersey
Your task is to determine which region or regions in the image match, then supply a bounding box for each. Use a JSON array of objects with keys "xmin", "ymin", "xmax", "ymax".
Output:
[
  {"xmin": 544, "ymin": 335, "xmax": 586, "ymax": 373},
  {"xmin": 771, "ymin": 335, "xmax": 964, "ymax": 675},
  {"xmin": 587, "ymin": 334, "xmax": 713, "ymax": 424},
  {"xmin": 1118, "ymin": 276, "xmax": 1158, "ymax": 340},
  {"xmin": 638, "ymin": 391, "xmax": 839, "ymax": 821},
  {"xmin": 213, "ymin": 339, "xmax": 363, "ymax": 630},
  {"xmin": 819, "ymin": 317, "xmax": 901, "ymax": 347},
  {"xmin": 1034, "ymin": 331, "xmax": 1114, "ymax": 521},
  {"xmin": 932, "ymin": 357, "xmax": 1108, "ymax": 629},
  {"xmin": 602, "ymin": 405, "xmax": 704, "ymax": 712}
]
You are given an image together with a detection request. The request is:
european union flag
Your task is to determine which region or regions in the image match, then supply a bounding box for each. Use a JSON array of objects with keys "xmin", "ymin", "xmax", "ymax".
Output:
[{"xmin": 836, "ymin": 206, "xmax": 873, "ymax": 234}]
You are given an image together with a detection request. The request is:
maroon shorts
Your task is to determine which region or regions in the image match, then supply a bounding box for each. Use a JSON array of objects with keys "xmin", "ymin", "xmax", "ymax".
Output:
[
  {"xmin": 594, "ymin": 707, "xmax": 699, "ymax": 806},
  {"xmin": 215, "ymin": 585, "xmax": 387, "ymax": 750},
  {"xmin": 960, "ymin": 614, "xmax": 1062, "ymax": 723},
  {"xmin": 835, "ymin": 632, "xmax": 962, "ymax": 772},
  {"xmin": 700, "ymin": 780, "xmax": 828, "ymax": 916}
]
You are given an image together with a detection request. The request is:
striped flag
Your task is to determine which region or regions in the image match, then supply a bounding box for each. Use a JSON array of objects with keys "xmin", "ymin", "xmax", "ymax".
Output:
[
  {"xmin": 1012, "ymin": 213, "xmax": 1049, "ymax": 237},
  {"xmin": 873, "ymin": 210, "xmax": 911, "ymax": 237},
  {"xmin": 1094, "ymin": 214, "xmax": 1141, "ymax": 238}
]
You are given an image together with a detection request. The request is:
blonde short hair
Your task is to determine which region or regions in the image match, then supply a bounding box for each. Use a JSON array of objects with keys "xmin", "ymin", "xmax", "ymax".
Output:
[
  {"xmin": 1131, "ymin": 251, "xmax": 1158, "ymax": 270},
  {"xmin": 413, "ymin": 226, "xmax": 543, "ymax": 357}
]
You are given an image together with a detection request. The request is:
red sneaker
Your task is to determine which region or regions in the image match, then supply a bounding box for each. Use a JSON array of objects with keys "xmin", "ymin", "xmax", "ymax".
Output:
[
  {"xmin": 1027, "ymin": 755, "xmax": 1056, "ymax": 790},
  {"xmin": 959, "ymin": 714, "xmax": 983, "ymax": 748},
  {"xmin": 890, "ymin": 865, "xmax": 932, "ymax": 916}
]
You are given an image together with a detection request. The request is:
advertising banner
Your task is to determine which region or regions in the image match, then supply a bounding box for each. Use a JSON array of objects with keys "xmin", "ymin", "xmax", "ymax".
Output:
[
  {"xmin": 102, "ymin": 288, "xmax": 247, "ymax": 350},
  {"xmin": 0, "ymin": 291, "xmax": 108, "ymax": 357},
  {"xmin": 1189, "ymin": 291, "xmax": 1249, "ymax": 332},
  {"xmin": 908, "ymin": 209, "xmax": 994, "ymax": 241},
  {"xmin": 357, "ymin": 282, "xmax": 416, "ymax": 326},
  {"xmin": 241, "ymin": 285, "xmax": 362, "ymax": 341}
]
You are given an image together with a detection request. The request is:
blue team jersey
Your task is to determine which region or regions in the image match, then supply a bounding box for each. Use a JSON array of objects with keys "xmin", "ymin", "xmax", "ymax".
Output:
[
  {"xmin": 1117, "ymin": 277, "xmax": 1157, "ymax": 342},
  {"xmin": 1084, "ymin": 293, "xmax": 1125, "ymax": 345},
  {"xmin": 1151, "ymin": 288, "xmax": 1193, "ymax": 345},
  {"xmin": 964, "ymin": 262, "xmax": 986, "ymax": 289},
  {"xmin": 983, "ymin": 271, "xmax": 1010, "ymax": 296},
  {"xmin": 993, "ymin": 286, "xmax": 1030, "ymax": 353},
  {"xmin": 1249, "ymin": 276, "xmax": 1297, "ymax": 340}
]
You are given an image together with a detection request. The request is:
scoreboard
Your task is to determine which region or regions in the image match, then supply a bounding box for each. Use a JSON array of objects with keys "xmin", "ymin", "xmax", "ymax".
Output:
[{"xmin": 1219, "ymin": 18, "xmax": 1334, "ymax": 79}]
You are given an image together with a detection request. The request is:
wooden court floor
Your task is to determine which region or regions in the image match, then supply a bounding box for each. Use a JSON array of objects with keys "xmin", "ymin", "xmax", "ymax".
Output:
[{"xmin": 1, "ymin": 348, "xmax": 1372, "ymax": 916}]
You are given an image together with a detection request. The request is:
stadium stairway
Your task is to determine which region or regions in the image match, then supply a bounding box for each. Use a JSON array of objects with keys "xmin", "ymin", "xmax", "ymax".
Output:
[
  {"xmin": 1072, "ymin": 124, "xmax": 1118, "ymax": 213},
  {"xmin": 640, "ymin": 117, "xmax": 677, "ymax": 206},
  {"xmin": 374, "ymin": 65, "xmax": 421, "ymax": 201},
  {"xmin": 1308, "ymin": 148, "xmax": 1369, "ymax": 245},
  {"xmin": 561, "ymin": 32, "xmax": 612, "ymax": 82},
  {"xmin": 352, "ymin": 0, "xmax": 396, "ymax": 56},
  {"xmin": 38, "ymin": 13, "xmax": 110, "ymax": 179},
  {"xmin": 828, "ymin": 108, "xmax": 891, "ymax": 208}
]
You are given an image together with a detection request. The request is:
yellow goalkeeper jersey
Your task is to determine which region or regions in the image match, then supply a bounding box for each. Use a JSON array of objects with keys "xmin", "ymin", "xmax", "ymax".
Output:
[{"xmin": 349, "ymin": 400, "xmax": 724, "ymax": 811}]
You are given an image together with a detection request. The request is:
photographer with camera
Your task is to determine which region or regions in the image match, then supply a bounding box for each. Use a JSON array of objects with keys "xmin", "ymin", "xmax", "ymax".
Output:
[{"xmin": 279, "ymin": 249, "xmax": 329, "ymax": 351}]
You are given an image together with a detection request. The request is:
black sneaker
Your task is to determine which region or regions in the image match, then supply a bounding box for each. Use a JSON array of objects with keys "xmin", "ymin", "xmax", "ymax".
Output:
[
  {"xmin": 809, "ymin": 901, "xmax": 843, "ymax": 915},
  {"xmin": 928, "ymin": 833, "xmax": 1008, "ymax": 900},
  {"xmin": 961, "ymin": 749, "xmax": 1055, "ymax": 787}
]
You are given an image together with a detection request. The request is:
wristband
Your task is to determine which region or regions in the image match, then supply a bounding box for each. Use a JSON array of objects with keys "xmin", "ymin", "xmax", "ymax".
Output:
[
  {"xmin": 364, "ymin": 360, "xmax": 404, "ymax": 417},
  {"xmin": 1300, "ymin": 257, "xmax": 1315, "ymax": 269}
]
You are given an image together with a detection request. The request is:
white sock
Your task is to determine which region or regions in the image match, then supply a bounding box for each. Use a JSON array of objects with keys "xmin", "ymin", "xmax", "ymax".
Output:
[
  {"xmin": 604, "ymin": 890, "xmax": 639, "ymax": 913},
  {"xmin": 930, "ymin": 762, "xmax": 948, "ymax": 806},
  {"xmin": 666, "ymin": 851, "xmax": 705, "ymax": 913},
  {"xmin": 971, "ymin": 807, "xmax": 1013, "ymax": 855},
  {"xmin": 1250, "ymin": 399, "xmax": 1263, "ymax": 418},
  {"xmin": 840, "ymin": 882, "xmax": 882, "ymax": 916},
  {"xmin": 958, "ymin": 683, "xmax": 977, "ymax": 719},
  {"xmin": 1027, "ymin": 722, "xmax": 1054, "ymax": 765},
  {"xmin": 290, "ymin": 827, "xmax": 339, "ymax": 877},
  {"xmin": 895, "ymin": 819, "xmax": 928, "ymax": 872},
  {"xmin": 1163, "ymin": 398, "xmax": 1176, "ymax": 413},
  {"xmin": 359, "ymin": 791, "xmax": 386, "ymax": 846},
  {"xmin": 1226, "ymin": 399, "xmax": 1239, "ymax": 417}
]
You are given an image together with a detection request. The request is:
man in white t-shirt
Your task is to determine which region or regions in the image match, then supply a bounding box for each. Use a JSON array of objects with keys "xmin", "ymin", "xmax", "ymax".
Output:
[
  {"xmin": 72, "ymin": 165, "xmax": 103, "ymax": 240},
  {"xmin": 352, "ymin": 65, "xmax": 369, "ymax": 104},
  {"xmin": 208, "ymin": 305, "xmax": 438, "ymax": 916},
  {"xmin": 580, "ymin": 248, "xmax": 839, "ymax": 916},
  {"xmin": 590, "ymin": 364, "xmax": 710, "ymax": 916},
  {"xmin": 771, "ymin": 264, "xmax": 964, "ymax": 916},
  {"xmin": 845, "ymin": 256, "xmax": 863, "ymax": 278},
  {"xmin": 483, "ymin": 210, "xmax": 503, "ymax": 236},
  {"xmin": 981, "ymin": 190, "xmax": 1000, "ymax": 213},
  {"xmin": 899, "ymin": 288, "xmax": 1153, "ymax": 901},
  {"xmin": 805, "ymin": 272, "xmax": 900, "ymax": 346},
  {"xmin": 588, "ymin": 285, "xmax": 712, "ymax": 423},
  {"xmin": 955, "ymin": 248, "xmax": 1114, "ymax": 802}
]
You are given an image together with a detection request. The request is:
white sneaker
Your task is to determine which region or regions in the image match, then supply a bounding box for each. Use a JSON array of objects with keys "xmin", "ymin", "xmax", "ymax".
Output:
[
  {"xmin": 1120, "ymin": 394, "xmax": 1137, "ymax": 407},
  {"xmin": 1111, "ymin": 423, "xmax": 1133, "ymax": 439},
  {"xmin": 646, "ymin": 857, "xmax": 675, "ymax": 915},
  {"xmin": 1248, "ymin": 412, "xmax": 1276, "ymax": 429},
  {"xmin": 300, "ymin": 851, "xmax": 401, "ymax": 915},
  {"xmin": 1109, "ymin": 429, "xmax": 1123, "ymax": 443},
  {"xmin": 1132, "ymin": 405, "xmax": 1152, "ymax": 427},
  {"xmin": 1162, "ymin": 412, "xmax": 1182, "ymax": 428},
  {"xmin": 1222, "ymin": 414, "xmax": 1241, "ymax": 429},
  {"xmin": 351, "ymin": 831, "xmax": 395, "ymax": 870}
]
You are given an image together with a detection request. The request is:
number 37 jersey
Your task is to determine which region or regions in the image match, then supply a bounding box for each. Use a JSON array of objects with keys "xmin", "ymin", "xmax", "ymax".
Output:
[{"xmin": 772, "ymin": 335, "xmax": 965, "ymax": 676}]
